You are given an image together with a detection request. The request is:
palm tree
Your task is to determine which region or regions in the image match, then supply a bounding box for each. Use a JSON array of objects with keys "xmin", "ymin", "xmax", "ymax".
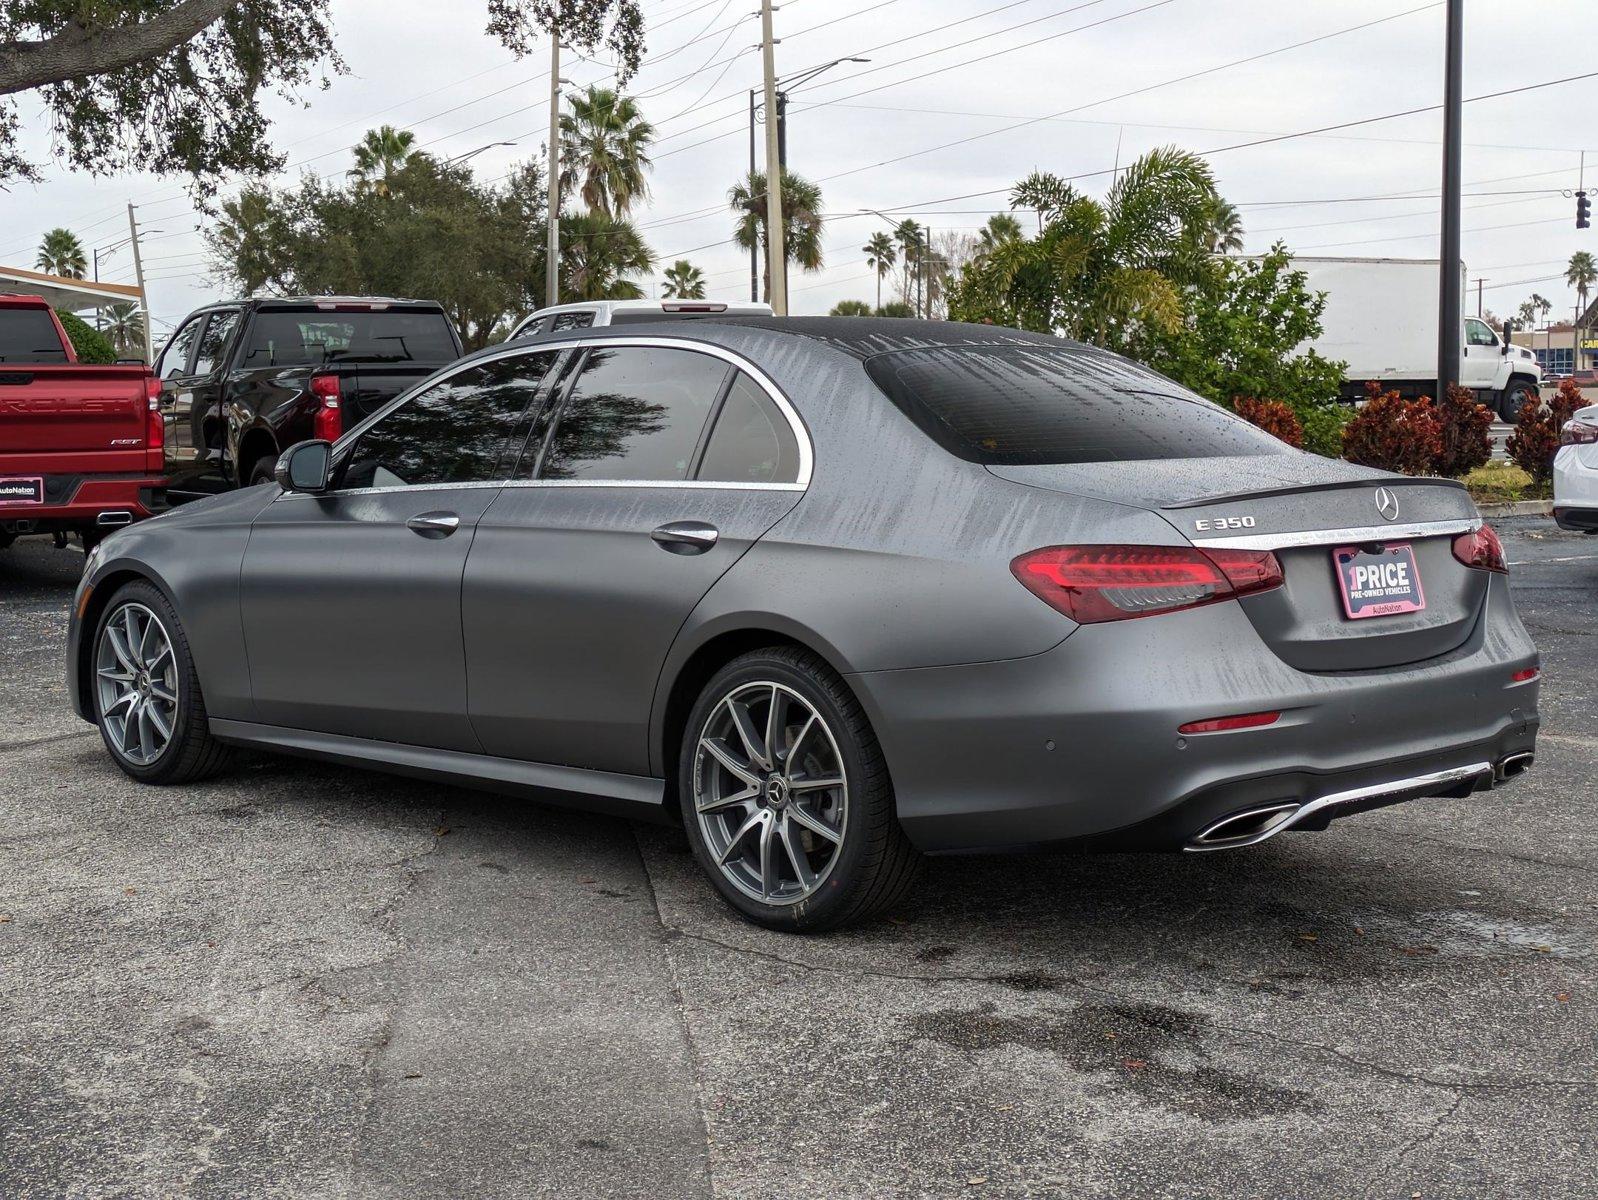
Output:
[
  {"xmin": 863, "ymin": 232, "xmax": 895, "ymax": 312},
  {"xmin": 1516, "ymin": 293, "xmax": 1553, "ymax": 332},
  {"xmin": 101, "ymin": 303, "xmax": 145, "ymax": 357},
  {"xmin": 559, "ymin": 210, "xmax": 654, "ymax": 302},
  {"xmin": 729, "ymin": 170, "xmax": 825, "ymax": 303},
  {"xmin": 1201, "ymin": 197, "xmax": 1244, "ymax": 254},
  {"xmin": 1567, "ymin": 251, "xmax": 1597, "ymax": 362},
  {"xmin": 976, "ymin": 214, "xmax": 1023, "ymax": 256},
  {"xmin": 36, "ymin": 228, "xmax": 87, "ymax": 278},
  {"xmin": 349, "ymin": 125, "xmax": 416, "ymax": 195},
  {"xmin": 948, "ymin": 146, "xmax": 1220, "ymax": 348},
  {"xmin": 560, "ymin": 86, "xmax": 655, "ymax": 219},
  {"xmin": 893, "ymin": 219, "xmax": 924, "ymax": 308},
  {"xmin": 662, "ymin": 259, "xmax": 705, "ymax": 299}
]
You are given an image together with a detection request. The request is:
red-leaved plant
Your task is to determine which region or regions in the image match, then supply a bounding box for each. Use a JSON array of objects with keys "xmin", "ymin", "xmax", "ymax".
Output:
[
  {"xmin": 1507, "ymin": 378, "xmax": 1587, "ymax": 484},
  {"xmin": 1342, "ymin": 382, "xmax": 1443, "ymax": 476},
  {"xmin": 1432, "ymin": 383, "xmax": 1494, "ymax": 477},
  {"xmin": 1231, "ymin": 397, "xmax": 1304, "ymax": 448}
]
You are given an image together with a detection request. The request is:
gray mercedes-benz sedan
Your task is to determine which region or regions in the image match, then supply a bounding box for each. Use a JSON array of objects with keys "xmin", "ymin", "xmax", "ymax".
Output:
[{"xmin": 67, "ymin": 319, "xmax": 1540, "ymax": 930}]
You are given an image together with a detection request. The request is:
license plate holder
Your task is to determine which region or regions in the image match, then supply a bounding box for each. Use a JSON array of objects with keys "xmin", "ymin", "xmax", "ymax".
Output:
[
  {"xmin": 0, "ymin": 476, "xmax": 43, "ymax": 505},
  {"xmin": 1333, "ymin": 542, "xmax": 1425, "ymax": 619}
]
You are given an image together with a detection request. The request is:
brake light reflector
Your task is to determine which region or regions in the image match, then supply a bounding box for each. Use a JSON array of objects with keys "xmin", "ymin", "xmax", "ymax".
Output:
[
  {"xmin": 1178, "ymin": 711, "xmax": 1281, "ymax": 735},
  {"xmin": 310, "ymin": 373, "xmax": 342, "ymax": 441},
  {"xmin": 144, "ymin": 377, "xmax": 164, "ymax": 470},
  {"xmin": 1010, "ymin": 544, "xmax": 1284, "ymax": 624},
  {"xmin": 1451, "ymin": 524, "xmax": 1507, "ymax": 574},
  {"xmin": 1510, "ymin": 666, "xmax": 1539, "ymax": 683}
]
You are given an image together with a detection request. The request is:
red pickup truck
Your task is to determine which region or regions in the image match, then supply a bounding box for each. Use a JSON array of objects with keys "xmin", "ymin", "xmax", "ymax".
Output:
[{"xmin": 0, "ymin": 294, "xmax": 164, "ymax": 552}]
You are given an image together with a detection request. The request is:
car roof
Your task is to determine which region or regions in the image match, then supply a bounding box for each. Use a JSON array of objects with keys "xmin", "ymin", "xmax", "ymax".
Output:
[{"xmin": 705, "ymin": 316, "xmax": 1093, "ymax": 360}]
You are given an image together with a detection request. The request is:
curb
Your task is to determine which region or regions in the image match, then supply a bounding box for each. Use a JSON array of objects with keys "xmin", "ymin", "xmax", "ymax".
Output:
[{"xmin": 1475, "ymin": 500, "xmax": 1553, "ymax": 518}]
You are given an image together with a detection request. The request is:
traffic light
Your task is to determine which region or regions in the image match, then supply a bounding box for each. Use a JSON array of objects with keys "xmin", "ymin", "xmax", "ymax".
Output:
[{"xmin": 1579, "ymin": 190, "xmax": 1591, "ymax": 229}]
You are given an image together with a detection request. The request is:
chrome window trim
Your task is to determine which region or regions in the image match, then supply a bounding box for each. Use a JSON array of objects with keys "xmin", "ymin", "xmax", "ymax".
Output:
[
  {"xmin": 1190, "ymin": 517, "xmax": 1478, "ymax": 551},
  {"xmin": 275, "ymin": 478, "xmax": 805, "ymax": 502},
  {"xmin": 284, "ymin": 334, "xmax": 813, "ymax": 504},
  {"xmin": 547, "ymin": 335, "xmax": 813, "ymax": 487}
]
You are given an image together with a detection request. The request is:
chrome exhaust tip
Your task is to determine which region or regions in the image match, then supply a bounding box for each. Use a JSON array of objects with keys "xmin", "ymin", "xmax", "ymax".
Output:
[
  {"xmin": 1495, "ymin": 752, "xmax": 1534, "ymax": 783},
  {"xmin": 95, "ymin": 511, "xmax": 133, "ymax": 527},
  {"xmin": 1188, "ymin": 802, "xmax": 1301, "ymax": 852}
]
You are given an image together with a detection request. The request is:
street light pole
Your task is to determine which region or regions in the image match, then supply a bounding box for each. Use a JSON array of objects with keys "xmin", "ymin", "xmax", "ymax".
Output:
[
  {"xmin": 1437, "ymin": 0, "xmax": 1463, "ymax": 400},
  {"xmin": 759, "ymin": 0, "xmax": 786, "ymax": 315},
  {"xmin": 545, "ymin": 36, "xmax": 562, "ymax": 309}
]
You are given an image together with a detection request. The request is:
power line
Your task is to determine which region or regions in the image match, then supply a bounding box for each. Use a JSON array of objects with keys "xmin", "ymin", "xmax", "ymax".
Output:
[{"xmin": 801, "ymin": 1, "xmax": 1443, "ymax": 185}]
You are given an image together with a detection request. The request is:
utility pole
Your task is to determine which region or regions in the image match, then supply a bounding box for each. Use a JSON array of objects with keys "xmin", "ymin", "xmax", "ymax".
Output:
[
  {"xmin": 1436, "ymin": 0, "xmax": 1463, "ymax": 400},
  {"xmin": 126, "ymin": 203, "xmax": 152, "ymax": 365},
  {"xmin": 545, "ymin": 35, "xmax": 562, "ymax": 309},
  {"xmin": 759, "ymin": 0, "xmax": 786, "ymax": 316},
  {"xmin": 1473, "ymin": 276, "xmax": 1487, "ymax": 317},
  {"xmin": 748, "ymin": 90, "xmax": 759, "ymax": 303}
]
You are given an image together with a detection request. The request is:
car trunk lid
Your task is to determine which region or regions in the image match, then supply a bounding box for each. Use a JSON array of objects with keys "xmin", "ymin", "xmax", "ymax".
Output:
[{"xmin": 989, "ymin": 456, "xmax": 1486, "ymax": 671}]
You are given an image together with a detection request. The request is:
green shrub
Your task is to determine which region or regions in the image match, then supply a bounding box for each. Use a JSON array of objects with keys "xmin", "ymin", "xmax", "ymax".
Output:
[
  {"xmin": 54, "ymin": 310, "xmax": 116, "ymax": 364},
  {"xmin": 830, "ymin": 299, "xmax": 872, "ymax": 316},
  {"xmin": 876, "ymin": 301, "xmax": 915, "ymax": 318},
  {"xmin": 1299, "ymin": 402, "xmax": 1350, "ymax": 458}
]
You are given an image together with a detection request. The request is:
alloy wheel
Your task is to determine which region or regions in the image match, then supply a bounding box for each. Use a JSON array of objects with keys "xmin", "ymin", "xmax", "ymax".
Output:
[
  {"xmin": 692, "ymin": 681, "xmax": 848, "ymax": 906},
  {"xmin": 95, "ymin": 602, "xmax": 179, "ymax": 767}
]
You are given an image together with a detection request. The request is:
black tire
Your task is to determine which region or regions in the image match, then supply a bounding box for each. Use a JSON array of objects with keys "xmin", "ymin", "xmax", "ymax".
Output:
[
  {"xmin": 678, "ymin": 646, "xmax": 921, "ymax": 932},
  {"xmin": 90, "ymin": 580, "xmax": 232, "ymax": 785},
  {"xmin": 1500, "ymin": 380, "xmax": 1537, "ymax": 421},
  {"xmin": 247, "ymin": 455, "xmax": 277, "ymax": 488}
]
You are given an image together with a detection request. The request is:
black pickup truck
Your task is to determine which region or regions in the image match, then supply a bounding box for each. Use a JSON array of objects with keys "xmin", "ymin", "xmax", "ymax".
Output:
[{"xmin": 155, "ymin": 296, "xmax": 463, "ymax": 496}]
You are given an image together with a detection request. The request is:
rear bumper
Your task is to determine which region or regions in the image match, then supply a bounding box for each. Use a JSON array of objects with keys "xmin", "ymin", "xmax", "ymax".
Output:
[
  {"xmin": 850, "ymin": 575, "xmax": 1539, "ymax": 853},
  {"xmin": 1553, "ymin": 447, "xmax": 1598, "ymax": 529},
  {"xmin": 0, "ymin": 474, "xmax": 165, "ymax": 536}
]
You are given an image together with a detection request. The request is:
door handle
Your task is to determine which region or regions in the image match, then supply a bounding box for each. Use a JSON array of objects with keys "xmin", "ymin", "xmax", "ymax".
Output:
[
  {"xmin": 406, "ymin": 511, "xmax": 460, "ymax": 539},
  {"xmin": 650, "ymin": 521, "xmax": 719, "ymax": 555}
]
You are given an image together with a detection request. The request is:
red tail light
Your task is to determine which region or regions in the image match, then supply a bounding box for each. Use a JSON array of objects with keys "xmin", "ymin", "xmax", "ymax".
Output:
[
  {"xmin": 1452, "ymin": 524, "xmax": 1506, "ymax": 574},
  {"xmin": 1010, "ymin": 544, "xmax": 1284, "ymax": 624},
  {"xmin": 144, "ymin": 376, "xmax": 164, "ymax": 471},
  {"xmin": 1561, "ymin": 421, "xmax": 1598, "ymax": 445},
  {"xmin": 310, "ymin": 373, "xmax": 342, "ymax": 442}
]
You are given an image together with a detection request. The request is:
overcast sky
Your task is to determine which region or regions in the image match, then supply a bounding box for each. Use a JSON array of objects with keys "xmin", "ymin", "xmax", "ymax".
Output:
[{"xmin": 3, "ymin": 0, "xmax": 1594, "ymax": 338}]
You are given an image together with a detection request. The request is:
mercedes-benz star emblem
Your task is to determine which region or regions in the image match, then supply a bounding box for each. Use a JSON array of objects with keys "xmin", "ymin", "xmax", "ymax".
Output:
[{"xmin": 1374, "ymin": 486, "xmax": 1400, "ymax": 522}]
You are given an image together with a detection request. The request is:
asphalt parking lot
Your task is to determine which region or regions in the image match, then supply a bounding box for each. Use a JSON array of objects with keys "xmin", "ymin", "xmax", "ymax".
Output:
[{"xmin": 2, "ymin": 517, "xmax": 1594, "ymax": 1199}]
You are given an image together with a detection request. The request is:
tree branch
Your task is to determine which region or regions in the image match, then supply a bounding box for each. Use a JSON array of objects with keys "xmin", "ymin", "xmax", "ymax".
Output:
[{"xmin": 0, "ymin": 0, "xmax": 243, "ymax": 96}]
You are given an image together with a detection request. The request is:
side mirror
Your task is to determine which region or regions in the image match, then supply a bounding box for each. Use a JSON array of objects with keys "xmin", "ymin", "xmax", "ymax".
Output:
[
  {"xmin": 1502, "ymin": 319, "xmax": 1514, "ymax": 355},
  {"xmin": 273, "ymin": 440, "xmax": 332, "ymax": 494}
]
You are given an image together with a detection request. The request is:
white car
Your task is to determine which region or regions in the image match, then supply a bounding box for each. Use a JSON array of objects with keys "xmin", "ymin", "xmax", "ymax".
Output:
[
  {"xmin": 1553, "ymin": 403, "xmax": 1598, "ymax": 533},
  {"xmin": 508, "ymin": 299, "xmax": 773, "ymax": 341}
]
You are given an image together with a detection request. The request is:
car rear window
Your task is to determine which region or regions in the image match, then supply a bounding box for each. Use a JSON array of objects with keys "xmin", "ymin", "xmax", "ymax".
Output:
[
  {"xmin": 240, "ymin": 308, "xmax": 457, "ymax": 368},
  {"xmin": 863, "ymin": 345, "xmax": 1293, "ymax": 465},
  {"xmin": 0, "ymin": 308, "xmax": 70, "ymax": 363}
]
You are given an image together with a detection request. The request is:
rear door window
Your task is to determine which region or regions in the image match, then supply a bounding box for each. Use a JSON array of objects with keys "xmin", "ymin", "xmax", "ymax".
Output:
[
  {"xmin": 0, "ymin": 307, "xmax": 70, "ymax": 363},
  {"xmin": 696, "ymin": 372, "xmax": 801, "ymax": 484},
  {"xmin": 339, "ymin": 352, "xmax": 557, "ymax": 489},
  {"xmin": 240, "ymin": 308, "xmax": 458, "ymax": 368},
  {"xmin": 536, "ymin": 346, "xmax": 732, "ymax": 481},
  {"xmin": 864, "ymin": 345, "xmax": 1292, "ymax": 465}
]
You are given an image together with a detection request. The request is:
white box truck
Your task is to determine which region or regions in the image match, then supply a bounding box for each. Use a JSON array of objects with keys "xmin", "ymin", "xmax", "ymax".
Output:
[{"xmin": 1294, "ymin": 256, "xmax": 1542, "ymax": 418}]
